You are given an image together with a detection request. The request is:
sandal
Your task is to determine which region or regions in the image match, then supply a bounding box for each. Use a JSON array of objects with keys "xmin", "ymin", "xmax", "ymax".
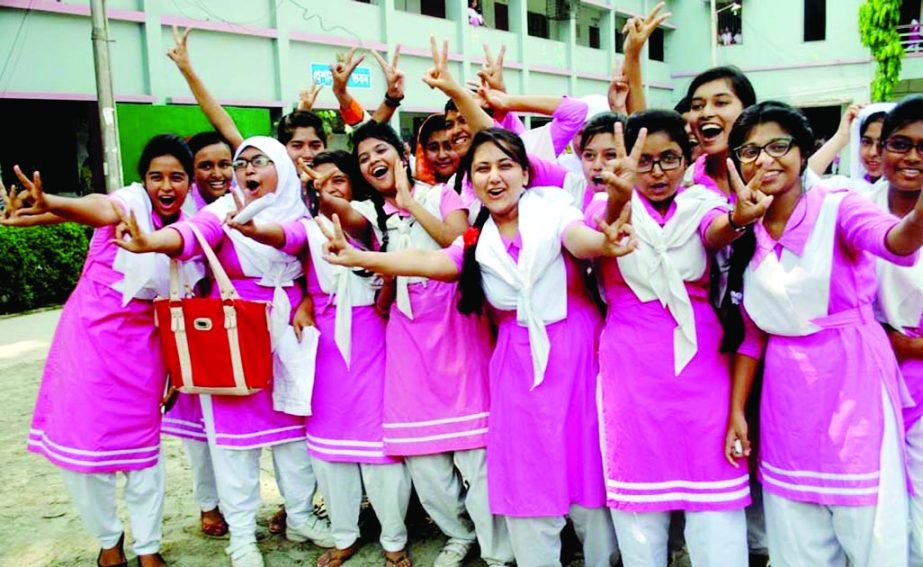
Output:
[
  {"xmin": 268, "ymin": 505, "xmax": 287, "ymax": 535},
  {"xmin": 317, "ymin": 541, "xmax": 362, "ymax": 567},
  {"xmin": 383, "ymin": 550, "xmax": 411, "ymax": 567},
  {"xmin": 97, "ymin": 533, "xmax": 127, "ymax": 567},
  {"xmin": 201, "ymin": 507, "xmax": 229, "ymax": 538},
  {"xmin": 136, "ymin": 553, "xmax": 167, "ymax": 567}
]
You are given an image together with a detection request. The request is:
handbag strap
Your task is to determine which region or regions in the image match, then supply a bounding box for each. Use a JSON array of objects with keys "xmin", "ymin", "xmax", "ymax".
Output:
[
  {"xmin": 169, "ymin": 259, "xmax": 181, "ymax": 301},
  {"xmin": 187, "ymin": 223, "xmax": 240, "ymax": 301}
]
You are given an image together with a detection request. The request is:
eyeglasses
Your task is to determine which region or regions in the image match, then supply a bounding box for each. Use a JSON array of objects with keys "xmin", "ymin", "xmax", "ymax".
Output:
[
  {"xmin": 232, "ymin": 155, "xmax": 273, "ymax": 170},
  {"xmin": 637, "ymin": 152, "xmax": 684, "ymax": 173},
  {"xmin": 882, "ymin": 136, "xmax": 923, "ymax": 156},
  {"xmin": 734, "ymin": 137, "xmax": 795, "ymax": 164}
]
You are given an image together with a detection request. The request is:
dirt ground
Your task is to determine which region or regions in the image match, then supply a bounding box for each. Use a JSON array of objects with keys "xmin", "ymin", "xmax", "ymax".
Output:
[{"xmin": 0, "ymin": 309, "xmax": 483, "ymax": 566}]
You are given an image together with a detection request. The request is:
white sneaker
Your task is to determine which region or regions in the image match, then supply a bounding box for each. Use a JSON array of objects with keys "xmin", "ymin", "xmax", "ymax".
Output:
[
  {"xmin": 433, "ymin": 538, "xmax": 475, "ymax": 567},
  {"xmin": 286, "ymin": 512, "xmax": 335, "ymax": 548},
  {"xmin": 226, "ymin": 542, "xmax": 264, "ymax": 567}
]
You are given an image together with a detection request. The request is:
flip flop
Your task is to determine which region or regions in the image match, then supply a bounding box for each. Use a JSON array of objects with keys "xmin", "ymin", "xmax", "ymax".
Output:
[
  {"xmin": 383, "ymin": 550, "xmax": 411, "ymax": 567},
  {"xmin": 317, "ymin": 541, "xmax": 362, "ymax": 567},
  {"xmin": 268, "ymin": 506, "xmax": 287, "ymax": 535},
  {"xmin": 201, "ymin": 508, "xmax": 229, "ymax": 538}
]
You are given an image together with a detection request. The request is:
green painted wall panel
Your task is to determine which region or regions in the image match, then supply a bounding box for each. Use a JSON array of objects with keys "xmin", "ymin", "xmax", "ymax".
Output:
[{"xmin": 116, "ymin": 103, "xmax": 272, "ymax": 182}]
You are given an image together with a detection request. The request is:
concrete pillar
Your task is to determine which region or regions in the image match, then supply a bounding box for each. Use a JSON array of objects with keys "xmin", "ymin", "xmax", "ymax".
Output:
[
  {"xmin": 563, "ymin": 10, "xmax": 577, "ymax": 95},
  {"xmin": 141, "ymin": 0, "xmax": 165, "ymax": 104},
  {"xmin": 270, "ymin": 0, "xmax": 292, "ymax": 108},
  {"xmin": 508, "ymin": 0, "xmax": 529, "ymax": 99},
  {"xmin": 380, "ymin": 0, "xmax": 401, "ymax": 129}
]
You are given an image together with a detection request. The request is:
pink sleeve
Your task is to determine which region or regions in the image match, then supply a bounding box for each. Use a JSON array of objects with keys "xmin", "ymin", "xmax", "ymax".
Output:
[
  {"xmin": 444, "ymin": 238, "xmax": 465, "ymax": 272},
  {"xmin": 838, "ymin": 191, "xmax": 919, "ymax": 266},
  {"xmin": 548, "ymin": 96, "xmax": 589, "ymax": 156},
  {"xmin": 495, "ymin": 111, "xmax": 526, "ymax": 135},
  {"xmin": 699, "ymin": 206, "xmax": 730, "ymax": 243},
  {"xmin": 439, "ymin": 185, "xmax": 467, "ymax": 217},
  {"xmin": 737, "ymin": 303, "xmax": 767, "ymax": 359},
  {"xmin": 584, "ymin": 197, "xmax": 607, "ymax": 228},
  {"xmin": 529, "ymin": 154, "xmax": 568, "ymax": 188},
  {"xmin": 172, "ymin": 210, "xmax": 225, "ymax": 261},
  {"xmin": 279, "ymin": 220, "xmax": 308, "ymax": 257}
]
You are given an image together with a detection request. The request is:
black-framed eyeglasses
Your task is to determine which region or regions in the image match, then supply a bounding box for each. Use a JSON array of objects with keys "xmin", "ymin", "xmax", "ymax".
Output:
[
  {"xmin": 232, "ymin": 155, "xmax": 273, "ymax": 171},
  {"xmin": 637, "ymin": 152, "xmax": 684, "ymax": 173},
  {"xmin": 734, "ymin": 137, "xmax": 795, "ymax": 164},
  {"xmin": 882, "ymin": 136, "xmax": 923, "ymax": 156}
]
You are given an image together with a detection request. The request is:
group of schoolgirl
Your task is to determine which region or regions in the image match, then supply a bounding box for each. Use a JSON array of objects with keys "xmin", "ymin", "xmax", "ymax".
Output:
[{"xmin": 6, "ymin": 4, "xmax": 923, "ymax": 567}]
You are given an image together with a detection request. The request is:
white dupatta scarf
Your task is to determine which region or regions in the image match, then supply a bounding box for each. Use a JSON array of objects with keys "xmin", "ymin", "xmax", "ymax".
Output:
[
  {"xmin": 743, "ymin": 190, "xmax": 847, "ymax": 336},
  {"xmin": 869, "ymin": 181, "xmax": 923, "ymax": 332},
  {"xmin": 111, "ymin": 183, "xmax": 205, "ymax": 304},
  {"xmin": 352, "ymin": 182, "xmax": 444, "ymax": 319},
  {"xmin": 476, "ymin": 187, "xmax": 582, "ymax": 389},
  {"xmin": 617, "ymin": 186, "xmax": 727, "ymax": 375},
  {"xmin": 303, "ymin": 216, "xmax": 377, "ymax": 367}
]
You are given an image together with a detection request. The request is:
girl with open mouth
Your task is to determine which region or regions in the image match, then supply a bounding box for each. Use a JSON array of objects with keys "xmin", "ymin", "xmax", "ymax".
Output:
[
  {"xmin": 318, "ymin": 127, "xmax": 636, "ymax": 567},
  {"xmin": 2, "ymin": 134, "xmax": 205, "ymax": 567},
  {"xmin": 722, "ymin": 101, "xmax": 923, "ymax": 567},
  {"xmin": 112, "ymin": 136, "xmax": 332, "ymax": 567}
]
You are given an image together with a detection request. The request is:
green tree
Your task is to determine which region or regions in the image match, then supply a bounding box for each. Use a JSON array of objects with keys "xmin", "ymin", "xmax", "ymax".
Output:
[{"xmin": 859, "ymin": 0, "xmax": 905, "ymax": 101}]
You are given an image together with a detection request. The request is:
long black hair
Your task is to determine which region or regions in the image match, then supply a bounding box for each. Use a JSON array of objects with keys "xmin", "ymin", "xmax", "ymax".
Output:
[
  {"xmin": 685, "ymin": 66, "xmax": 756, "ymax": 109},
  {"xmin": 456, "ymin": 128, "xmax": 532, "ymax": 315},
  {"xmin": 625, "ymin": 109, "xmax": 692, "ymax": 164},
  {"xmin": 138, "ymin": 134, "xmax": 194, "ymax": 179},
  {"xmin": 350, "ymin": 121, "xmax": 415, "ymax": 252},
  {"xmin": 880, "ymin": 95, "xmax": 923, "ymax": 141},
  {"xmin": 719, "ymin": 101, "xmax": 814, "ymax": 352},
  {"xmin": 308, "ymin": 149, "xmax": 355, "ymax": 217}
]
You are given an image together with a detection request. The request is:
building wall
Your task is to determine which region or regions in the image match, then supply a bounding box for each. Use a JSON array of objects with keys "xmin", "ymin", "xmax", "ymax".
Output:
[{"xmin": 0, "ymin": 0, "xmax": 918, "ymax": 183}]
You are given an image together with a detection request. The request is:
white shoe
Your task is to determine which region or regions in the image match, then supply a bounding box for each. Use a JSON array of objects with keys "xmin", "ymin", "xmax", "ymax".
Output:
[
  {"xmin": 286, "ymin": 512, "xmax": 335, "ymax": 548},
  {"xmin": 226, "ymin": 542, "xmax": 264, "ymax": 567},
  {"xmin": 433, "ymin": 538, "xmax": 475, "ymax": 567}
]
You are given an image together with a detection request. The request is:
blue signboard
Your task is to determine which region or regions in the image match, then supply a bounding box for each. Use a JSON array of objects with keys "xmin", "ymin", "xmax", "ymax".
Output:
[{"xmin": 310, "ymin": 63, "xmax": 372, "ymax": 90}]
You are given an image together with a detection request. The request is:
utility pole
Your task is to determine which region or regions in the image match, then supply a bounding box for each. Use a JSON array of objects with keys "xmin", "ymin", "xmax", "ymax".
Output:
[
  {"xmin": 89, "ymin": 0, "xmax": 123, "ymax": 193},
  {"xmin": 710, "ymin": 0, "xmax": 718, "ymax": 67}
]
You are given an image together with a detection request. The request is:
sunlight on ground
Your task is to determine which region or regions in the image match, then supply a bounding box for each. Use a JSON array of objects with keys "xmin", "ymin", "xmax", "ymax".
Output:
[{"xmin": 0, "ymin": 340, "xmax": 48, "ymax": 360}]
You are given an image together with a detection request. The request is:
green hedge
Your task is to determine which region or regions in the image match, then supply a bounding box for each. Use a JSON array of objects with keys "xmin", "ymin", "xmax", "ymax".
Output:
[{"xmin": 0, "ymin": 223, "xmax": 91, "ymax": 315}]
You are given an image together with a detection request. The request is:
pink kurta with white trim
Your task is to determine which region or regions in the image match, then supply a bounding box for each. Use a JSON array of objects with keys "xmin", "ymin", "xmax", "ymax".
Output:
[
  {"xmin": 279, "ymin": 219, "xmax": 399, "ymax": 465},
  {"xmin": 29, "ymin": 201, "xmax": 167, "ymax": 473},
  {"xmin": 444, "ymin": 233, "xmax": 608, "ymax": 516},
  {"xmin": 744, "ymin": 185, "xmax": 916, "ymax": 506},
  {"xmin": 170, "ymin": 210, "xmax": 307, "ymax": 449},
  {"xmin": 360, "ymin": 185, "xmax": 493, "ymax": 456},
  {"xmin": 585, "ymin": 193, "xmax": 754, "ymax": 512}
]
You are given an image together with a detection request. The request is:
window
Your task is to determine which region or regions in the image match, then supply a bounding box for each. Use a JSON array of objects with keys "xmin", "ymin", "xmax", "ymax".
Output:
[
  {"xmin": 527, "ymin": 11, "xmax": 550, "ymax": 39},
  {"xmin": 648, "ymin": 27, "xmax": 664, "ymax": 61},
  {"xmin": 615, "ymin": 16, "xmax": 627, "ymax": 53},
  {"xmin": 804, "ymin": 0, "xmax": 826, "ymax": 42},
  {"xmin": 421, "ymin": 0, "xmax": 446, "ymax": 19},
  {"xmin": 716, "ymin": 1, "xmax": 743, "ymax": 46},
  {"xmin": 494, "ymin": 2, "xmax": 509, "ymax": 31},
  {"xmin": 589, "ymin": 25, "xmax": 600, "ymax": 49}
]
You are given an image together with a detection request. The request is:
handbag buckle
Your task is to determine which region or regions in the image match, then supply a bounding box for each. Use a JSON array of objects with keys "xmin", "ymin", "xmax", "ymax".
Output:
[{"xmin": 193, "ymin": 318, "xmax": 213, "ymax": 331}]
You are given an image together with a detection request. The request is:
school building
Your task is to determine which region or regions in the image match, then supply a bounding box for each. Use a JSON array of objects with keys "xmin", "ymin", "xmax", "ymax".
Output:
[{"xmin": 1, "ymin": 0, "xmax": 922, "ymax": 190}]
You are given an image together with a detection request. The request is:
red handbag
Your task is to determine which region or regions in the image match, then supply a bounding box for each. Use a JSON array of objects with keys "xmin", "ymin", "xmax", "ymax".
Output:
[{"xmin": 154, "ymin": 224, "xmax": 273, "ymax": 395}]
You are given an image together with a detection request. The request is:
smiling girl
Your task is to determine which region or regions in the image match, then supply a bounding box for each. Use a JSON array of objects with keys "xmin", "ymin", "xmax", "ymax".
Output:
[
  {"xmin": 113, "ymin": 136, "xmax": 329, "ymax": 567},
  {"xmin": 724, "ymin": 101, "xmax": 923, "ymax": 566},
  {"xmin": 867, "ymin": 96, "xmax": 923, "ymax": 565},
  {"xmin": 318, "ymin": 128, "xmax": 633, "ymax": 567},
  {"xmin": 2, "ymin": 135, "xmax": 205, "ymax": 567}
]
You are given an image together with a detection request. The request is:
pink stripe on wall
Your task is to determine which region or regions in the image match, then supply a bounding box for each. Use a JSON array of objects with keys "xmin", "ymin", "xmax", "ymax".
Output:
[
  {"xmin": 399, "ymin": 44, "xmax": 465, "ymax": 63},
  {"xmin": 0, "ymin": 0, "xmax": 145, "ymax": 22},
  {"xmin": 169, "ymin": 96, "xmax": 285, "ymax": 108},
  {"xmin": 160, "ymin": 14, "xmax": 278, "ymax": 39},
  {"xmin": 0, "ymin": 90, "xmax": 155, "ymax": 103},
  {"xmin": 530, "ymin": 64, "xmax": 571, "ymax": 77},
  {"xmin": 671, "ymin": 57, "xmax": 874, "ymax": 78},
  {"xmin": 289, "ymin": 31, "xmax": 387, "ymax": 52}
]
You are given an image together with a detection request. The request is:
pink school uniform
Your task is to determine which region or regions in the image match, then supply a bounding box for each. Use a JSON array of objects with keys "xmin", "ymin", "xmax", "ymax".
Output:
[
  {"xmin": 279, "ymin": 217, "xmax": 399, "ymax": 465},
  {"xmin": 29, "ymin": 188, "xmax": 201, "ymax": 473},
  {"xmin": 741, "ymin": 184, "xmax": 915, "ymax": 506},
  {"xmin": 444, "ymin": 187, "xmax": 608, "ymax": 516},
  {"xmin": 585, "ymin": 188, "xmax": 756, "ymax": 512},
  {"xmin": 352, "ymin": 183, "xmax": 493, "ymax": 456},
  {"xmin": 168, "ymin": 209, "xmax": 308, "ymax": 449}
]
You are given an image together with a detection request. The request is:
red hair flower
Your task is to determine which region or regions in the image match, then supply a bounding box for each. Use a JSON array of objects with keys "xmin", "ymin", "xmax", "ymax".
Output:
[{"xmin": 463, "ymin": 226, "xmax": 481, "ymax": 249}]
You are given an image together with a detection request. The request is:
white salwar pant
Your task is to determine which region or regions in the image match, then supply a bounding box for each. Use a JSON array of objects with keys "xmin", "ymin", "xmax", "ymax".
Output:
[
  {"xmin": 764, "ymin": 387, "xmax": 909, "ymax": 567},
  {"xmin": 405, "ymin": 448, "xmax": 514, "ymax": 563},
  {"xmin": 182, "ymin": 438, "xmax": 219, "ymax": 512},
  {"xmin": 200, "ymin": 395, "xmax": 316, "ymax": 553},
  {"xmin": 909, "ymin": 417, "xmax": 923, "ymax": 567},
  {"xmin": 505, "ymin": 505, "xmax": 617, "ymax": 567},
  {"xmin": 313, "ymin": 459, "xmax": 411, "ymax": 552},
  {"xmin": 60, "ymin": 459, "xmax": 165, "ymax": 556},
  {"xmin": 609, "ymin": 508, "xmax": 746, "ymax": 567}
]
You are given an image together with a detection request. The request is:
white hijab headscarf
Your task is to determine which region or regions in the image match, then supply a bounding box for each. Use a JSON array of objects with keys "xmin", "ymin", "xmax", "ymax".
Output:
[{"xmin": 849, "ymin": 103, "xmax": 896, "ymax": 181}]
